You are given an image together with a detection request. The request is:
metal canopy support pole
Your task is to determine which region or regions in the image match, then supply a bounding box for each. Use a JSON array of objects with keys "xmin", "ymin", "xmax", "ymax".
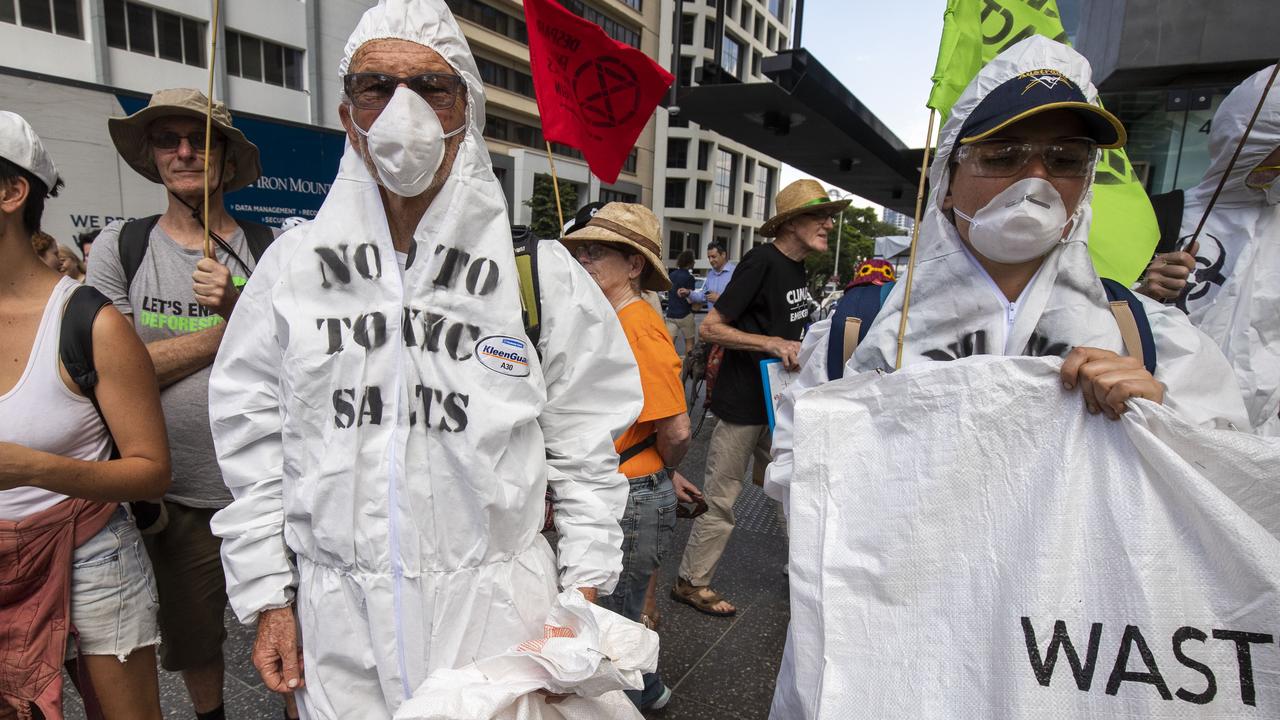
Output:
[
  {"xmin": 793, "ymin": 0, "xmax": 805, "ymax": 49},
  {"xmin": 670, "ymin": 0, "xmax": 685, "ymax": 105}
]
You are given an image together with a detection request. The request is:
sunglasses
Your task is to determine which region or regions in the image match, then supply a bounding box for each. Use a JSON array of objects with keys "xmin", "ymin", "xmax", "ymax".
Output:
[
  {"xmin": 149, "ymin": 131, "xmax": 222, "ymax": 152},
  {"xmin": 572, "ymin": 242, "xmax": 628, "ymax": 263},
  {"xmin": 343, "ymin": 72, "xmax": 465, "ymax": 111},
  {"xmin": 954, "ymin": 138, "xmax": 1098, "ymax": 178}
]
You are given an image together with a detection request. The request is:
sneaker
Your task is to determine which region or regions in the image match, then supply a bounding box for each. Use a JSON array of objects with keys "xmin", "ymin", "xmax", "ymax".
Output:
[{"xmin": 642, "ymin": 685, "xmax": 673, "ymax": 711}]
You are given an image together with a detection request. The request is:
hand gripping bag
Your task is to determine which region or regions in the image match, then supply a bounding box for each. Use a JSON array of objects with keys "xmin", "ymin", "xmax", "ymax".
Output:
[{"xmin": 394, "ymin": 589, "xmax": 657, "ymax": 720}]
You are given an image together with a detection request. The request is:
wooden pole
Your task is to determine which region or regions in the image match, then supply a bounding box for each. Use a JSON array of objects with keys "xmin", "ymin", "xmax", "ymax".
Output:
[
  {"xmin": 545, "ymin": 141, "xmax": 566, "ymax": 234},
  {"xmin": 201, "ymin": 0, "xmax": 222, "ymax": 259},
  {"xmin": 894, "ymin": 109, "xmax": 937, "ymax": 370}
]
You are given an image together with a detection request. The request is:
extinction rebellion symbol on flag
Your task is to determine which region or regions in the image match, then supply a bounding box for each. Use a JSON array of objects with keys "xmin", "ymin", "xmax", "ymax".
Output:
[{"xmin": 573, "ymin": 57, "xmax": 642, "ymax": 129}]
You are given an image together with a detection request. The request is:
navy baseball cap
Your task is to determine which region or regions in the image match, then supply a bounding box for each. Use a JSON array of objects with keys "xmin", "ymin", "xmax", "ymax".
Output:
[{"xmin": 958, "ymin": 68, "xmax": 1126, "ymax": 149}]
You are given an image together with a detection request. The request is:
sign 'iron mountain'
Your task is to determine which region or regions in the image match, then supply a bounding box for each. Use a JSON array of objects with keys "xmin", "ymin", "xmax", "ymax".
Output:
[{"xmin": 524, "ymin": 0, "xmax": 674, "ymax": 184}]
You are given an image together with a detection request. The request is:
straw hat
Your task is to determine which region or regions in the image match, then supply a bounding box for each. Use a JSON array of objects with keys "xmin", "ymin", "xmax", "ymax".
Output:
[
  {"xmin": 759, "ymin": 179, "xmax": 851, "ymax": 237},
  {"xmin": 561, "ymin": 202, "xmax": 672, "ymax": 291},
  {"xmin": 108, "ymin": 88, "xmax": 261, "ymax": 192}
]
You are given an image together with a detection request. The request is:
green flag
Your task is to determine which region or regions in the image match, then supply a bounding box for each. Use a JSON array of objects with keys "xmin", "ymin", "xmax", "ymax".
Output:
[{"xmin": 926, "ymin": 0, "xmax": 1158, "ymax": 286}]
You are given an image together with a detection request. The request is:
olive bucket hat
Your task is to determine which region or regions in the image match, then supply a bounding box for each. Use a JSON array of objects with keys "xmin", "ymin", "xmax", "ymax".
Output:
[
  {"xmin": 107, "ymin": 88, "xmax": 261, "ymax": 192},
  {"xmin": 759, "ymin": 179, "xmax": 851, "ymax": 237}
]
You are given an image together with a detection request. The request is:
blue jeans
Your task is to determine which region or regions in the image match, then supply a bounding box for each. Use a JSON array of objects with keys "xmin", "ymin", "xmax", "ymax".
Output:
[{"xmin": 600, "ymin": 471, "xmax": 676, "ymax": 708}]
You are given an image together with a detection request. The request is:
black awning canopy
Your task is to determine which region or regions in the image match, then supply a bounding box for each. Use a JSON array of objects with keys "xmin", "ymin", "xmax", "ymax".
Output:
[{"xmin": 675, "ymin": 49, "xmax": 921, "ymax": 215}]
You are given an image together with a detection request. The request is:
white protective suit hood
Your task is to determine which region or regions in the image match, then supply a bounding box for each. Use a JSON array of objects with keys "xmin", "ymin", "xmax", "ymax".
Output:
[
  {"xmin": 764, "ymin": 38, "xmax": 1255, "ymax": 720},
  {"xmin": 1179, "ymin": 64, "xmax": 1280, "ymax": 434},
  {"xmin": 208, "ymin": 2, "xmax": 643, "ymax": 718}
]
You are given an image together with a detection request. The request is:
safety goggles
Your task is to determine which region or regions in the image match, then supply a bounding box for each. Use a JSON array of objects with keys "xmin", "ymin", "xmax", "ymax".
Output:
[
  {"xmin": 1246, "ymin": 164, "xmax": 1280, "ymax": 189},
  {"xmin": 149, "ymin": 131, "xmax": 222, "ymax": 153},
  {"xmin": 954, "ymin": 138, "xmax": 1097, "ymax": 178},
  {"xmin": 343, "ymin": 72, "xmax": 465, "ymax": 111}
]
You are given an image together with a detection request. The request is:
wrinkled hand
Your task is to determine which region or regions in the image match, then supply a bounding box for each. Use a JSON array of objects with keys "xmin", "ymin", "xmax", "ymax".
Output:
[
  {"xmin": 671, "ymin": 471, "xmax": 703, "ymax": 504},
  {"xmin": 768, "ymin": 337, "xmax": 803, "ymax": 371},
  {"xmin": 254, "ymin": 606, "xmax": 304, "ymax": 693},
  {"xmin": 677, "ymin": 288, "xmax": 691, "ymax": 298},
  {"xmin": 193, "ymin": 257, "xmax": 239, "ymax": 320},
  {"xmin": 1061, "ymin": 347, "xmax": 1164, "ymax": 420},
  {"xmin": 1136, "ymin": 240, "xmax": 1198, "ymax": 301}
]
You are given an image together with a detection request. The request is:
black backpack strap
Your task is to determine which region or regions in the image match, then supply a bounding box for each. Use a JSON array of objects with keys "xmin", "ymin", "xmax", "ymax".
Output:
[
  {"xmin": 1101, "ymin": 278, "xmax": 1158, "ymax": 375},
  {"xmin": 511, "ymin": 225, "xmax": 543, "ymax": 354},
  {"xmin": 1149, "ymin": 189, "xmax": 1185, "ymax": 255},
  {"xmin": 827, "ymin": 282, "xmax": 895, "ymax": 381},
  {"xmin": 60, "ymin": 285, "xmax": 120, "ymax": 459},
  {"xmin": 118, "ymin": 215, "xmax": 162, "ymax": 291},
  {"xmin": 236, "ymin": 219, "xmax": 277, "ymax": 262},
  {"xmin": 618, "ymin": 433, "xmax": 658, "ymax": 465}
]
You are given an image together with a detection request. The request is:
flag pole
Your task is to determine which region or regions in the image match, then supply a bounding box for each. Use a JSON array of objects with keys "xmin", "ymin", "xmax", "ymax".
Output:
[
  {"xmin": 894, "ymin": 108, "xmax": 937, "ymax": 370},
  {"xmin": 201, "ymin": 0, "xmax": 222, "ymax": 260},
  {"xmin": 1183, "ymin": 60, "xmax": 1279, "ymax": 252},
  {"xmin": 545, "ymin": 141, "xmax": 566, "ymax": 234}
]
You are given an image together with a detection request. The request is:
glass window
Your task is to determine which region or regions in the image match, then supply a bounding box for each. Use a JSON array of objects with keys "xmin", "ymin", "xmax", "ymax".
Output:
[
  {"xmin": 665, "ymin": 179, "xmax": 687, "ymax": 209},
  {"xmin": 697, "ymin": 140, "xmax": 710, "ymax": 171},
  {"xmin": 284, "ymin": 47, "xmax": 303, "ymax": 90},
  {"xmin": 754, "ymin": 13, "xmax": 764, "ymax": 41},
  {"xmin": 703, "ymin": 24, "xmax": 714, "ymax": 49},
  {"xmin": 225, "ymin": 31, "xmax": 240, "ymax": 76},
  {"xmin": 53, "ymin": 0, "xmax": 80, "ymax": 37},
  {"xmin": 721, "ymin": 34, "xmax": 743, "ymax": 78},
  {"xmin": 755, "ymin": 167, "xmax": 773, "ymax": 220},
  {"xmin": 678, "ymin": 56, "xmax": 693, "ymax": 87},
  {"xmin": 743, "ymin": 192, "xmax": 753, "ymax": 218},
  {"xmin": 0, "ymin": 0, "xmax": 15, "ymax": 24},
  {"xmin": 18, "ymin": 0, "xmax": 51, "ymax": 32},
  {"xmin": 667, "ymin": 138, "xmax": 689, "ymax": 169},
  {"xmin": 156, "ymin": 10, "xmax": 182, "ymax": 62},
  {"xmin": 751, "ymin": 50, "xmax": 761, "ymax": 78},
  {"xmin": 696, "ymin": 180, "xmax": 709, "ymax": 210},
  {"xmin": 617, "ymin": 0, "xmax": 641, "ymax": 12},
  {"xmin": 714, "ymin": 149, "xmax": 736, "ymax": 214},
  {"xmin": 182, "ymin": 18, "xmax": 203, "ymax": 66},
  {"xmin": 769, "ymin": 0, "xmax": 783, "ymax": 18},
  {"xmin": 680, "ymin": 13, "xmax": 694, "ymax": 45},
  {"xmin": 125, "ymin": 2, "xmax": 153, "ymax": 55},
  {"xmin": 264, "ymin": 42, "xmax": 284, "ymax": 86},
  {"xmin": 104, "ymin": 0, "xmax": 125, "ymax": 47},
  {"xmin": 240, "ymin": 34, "xmax": 262, "ymax": 81}
]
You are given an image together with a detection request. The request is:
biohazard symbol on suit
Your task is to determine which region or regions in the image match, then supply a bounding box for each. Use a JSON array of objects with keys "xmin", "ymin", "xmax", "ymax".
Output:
[{"xmin": 1178, "ymin": 234, "xmax": 1227, "ymax": 312}]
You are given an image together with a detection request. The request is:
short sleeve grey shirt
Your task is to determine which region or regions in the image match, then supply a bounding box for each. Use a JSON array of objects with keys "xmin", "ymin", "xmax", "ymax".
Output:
[{"xmin": 86, "ymin": 219, "xmax": 258, "ymax": 508}]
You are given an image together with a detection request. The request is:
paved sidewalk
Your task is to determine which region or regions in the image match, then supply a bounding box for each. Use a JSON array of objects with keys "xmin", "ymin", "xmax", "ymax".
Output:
[{"xmin": 64, "ymin": 417, "xmax": 791, "ymax": 719}]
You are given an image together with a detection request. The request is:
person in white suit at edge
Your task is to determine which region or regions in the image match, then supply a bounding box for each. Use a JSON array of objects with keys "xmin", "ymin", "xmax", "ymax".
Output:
[
  {"xmin": 205, "ymin": 1, "xmax": 643, "ymax": 717},
  {"xmin": 763, "ymin": 36, "xmax": 1251, "ymax": 719}
]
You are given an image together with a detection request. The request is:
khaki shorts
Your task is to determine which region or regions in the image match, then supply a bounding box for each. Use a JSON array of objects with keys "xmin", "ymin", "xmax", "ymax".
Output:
[{"xmin": 142, "ymin": 501, "xmax": 228, "ymax": 672}]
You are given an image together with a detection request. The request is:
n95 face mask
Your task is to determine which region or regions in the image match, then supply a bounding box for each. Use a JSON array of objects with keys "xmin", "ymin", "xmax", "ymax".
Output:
[
  {"xmin": 352, "ymin": 86, "xmax": 465, "ymax": 197},
  {"xmin": 953, "ymin": 177, "xmax": 1070, "ymax": 264}
]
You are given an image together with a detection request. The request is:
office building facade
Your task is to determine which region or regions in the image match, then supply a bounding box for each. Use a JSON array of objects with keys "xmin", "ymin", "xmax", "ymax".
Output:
[{"xmin": 654, "ymin": 0, "xmax": 791, "ymax": 270}]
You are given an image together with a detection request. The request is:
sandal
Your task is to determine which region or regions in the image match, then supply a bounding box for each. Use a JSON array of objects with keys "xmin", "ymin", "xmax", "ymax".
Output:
[{"xmin": 670, "ymin": 578, "xmax": 736, "ymax": 617}]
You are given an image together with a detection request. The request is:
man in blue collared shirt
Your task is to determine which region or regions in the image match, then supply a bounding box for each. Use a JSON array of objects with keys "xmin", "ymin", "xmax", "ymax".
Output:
[{"xmin": 681, "ymin": 241, "xmax": 735, "ymax": 310}]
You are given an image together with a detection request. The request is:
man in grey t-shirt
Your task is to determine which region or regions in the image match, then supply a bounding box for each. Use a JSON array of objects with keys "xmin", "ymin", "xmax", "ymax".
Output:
[{"xmin": 86, "ymin": 89, "xmax": 280, "ymax": 720}]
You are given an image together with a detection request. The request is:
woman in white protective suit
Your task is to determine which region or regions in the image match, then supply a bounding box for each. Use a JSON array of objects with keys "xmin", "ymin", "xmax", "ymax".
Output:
[
  {"xmin": 205, "ymin": 1, "xmax": 643, "ymax": 717},
  {"xmin": 763, "ymin": 36, "xmax": 1251, "ymax": 719},
  {"xmin": 1137, "ymin": 64, "xmax": 1280, "ymax": 435}
]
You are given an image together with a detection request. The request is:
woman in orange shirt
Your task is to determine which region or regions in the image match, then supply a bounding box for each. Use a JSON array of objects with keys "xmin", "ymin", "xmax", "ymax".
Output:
[{"xmin": 563, "ymin": 202, "xmax": 703, "ymax": 711}]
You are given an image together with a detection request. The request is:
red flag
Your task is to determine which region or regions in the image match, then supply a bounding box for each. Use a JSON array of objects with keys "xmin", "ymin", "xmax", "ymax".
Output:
[{"xmin": 524, "ymin": 0, "xmax": 674, "ymax": 184}]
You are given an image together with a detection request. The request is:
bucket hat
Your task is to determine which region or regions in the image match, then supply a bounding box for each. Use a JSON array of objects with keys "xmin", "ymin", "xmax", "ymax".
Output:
[
  {"xmin": 108, "ymin": 88, "xmax": 261, "ymax": 192},
  {"xmin": 759, "ymin": 179, "xmax": 851, "ymax": 237},
  {"xmin": 561, "ymin": 202, "xmax": 672, "ymax": 291}
]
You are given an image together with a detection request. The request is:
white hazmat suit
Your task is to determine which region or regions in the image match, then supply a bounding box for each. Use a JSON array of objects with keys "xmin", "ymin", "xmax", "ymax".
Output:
[
  {"xmin": 1178, "ymin": 64, "xmax": 1280, "ymax": 435},
  {"xmin": 208, "ymin": 2, "xmax": 643, "ymax": 717},
  {"xmin": 765, "ymin": 36, "xmax": 1251, "ymax": 719}
]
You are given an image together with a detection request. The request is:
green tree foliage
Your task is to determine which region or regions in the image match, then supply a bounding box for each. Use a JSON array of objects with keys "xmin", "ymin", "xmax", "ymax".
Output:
[
  {"xmin": 525, "ymin": 174, "xmax": 579, "ymax": 238},
  {"xmin": 804, "ymin": 205, "xmax": 904, "ymax": 291}
]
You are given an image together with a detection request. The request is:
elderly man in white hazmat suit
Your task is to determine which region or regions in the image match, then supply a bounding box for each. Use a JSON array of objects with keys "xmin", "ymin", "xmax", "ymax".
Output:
[
  {"xmin": 1137, "ymin": 65, "xmax": 1280, "ymax": 435},
  {"xmin": 763, "ymin": 36, "xmax": 1251, "ymax": 717},
  {"xmin": 206, "ymin": 2, "xmax": 643, "ymax": 717}
]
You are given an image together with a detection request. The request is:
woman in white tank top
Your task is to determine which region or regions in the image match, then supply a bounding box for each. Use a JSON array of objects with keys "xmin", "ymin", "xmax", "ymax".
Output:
[{"xmin": 1, "ymin": 147, "xmax": 171, "ymax": 718}]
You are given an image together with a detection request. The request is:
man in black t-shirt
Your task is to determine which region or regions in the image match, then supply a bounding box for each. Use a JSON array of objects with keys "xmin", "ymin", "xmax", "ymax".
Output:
[{"xmin": 671, "ymin": 180, "xmax": 848, "ymax": 616}]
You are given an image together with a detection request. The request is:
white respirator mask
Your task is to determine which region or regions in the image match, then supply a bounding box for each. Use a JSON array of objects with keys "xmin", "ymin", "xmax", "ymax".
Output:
[
  {"xmin": 953, "ymin": 177, "xmax": 1070, "ymax": 264},
  {"xmin": 352, "ymin": 85, "xmax": 465, "ymax": 197}
]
